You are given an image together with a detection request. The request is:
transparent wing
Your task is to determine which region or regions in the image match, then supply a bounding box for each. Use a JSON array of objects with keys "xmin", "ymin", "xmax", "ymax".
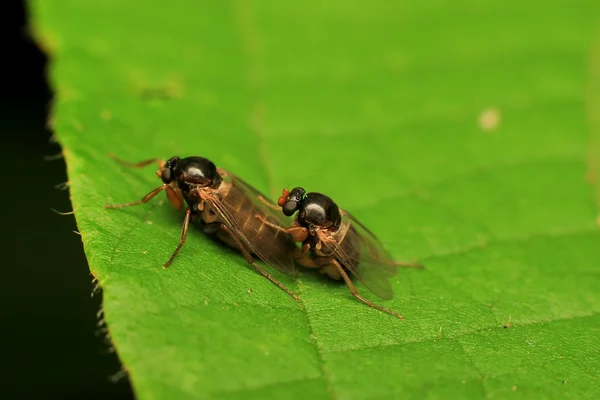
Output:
[
  {"xmin": 331, "ymin": 210, "xmax": 398, "ymax": 300},
  {"xmin": 209, "ymin": 168, "xmax": 297, "ymax": 275}
]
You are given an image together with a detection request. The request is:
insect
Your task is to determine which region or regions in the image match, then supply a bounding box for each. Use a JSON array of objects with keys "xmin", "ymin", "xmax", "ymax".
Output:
[
  {"xmin": 104, "ymin": 154, "xmax": 299, "ymax": 300},
  {"xmin": 256, "ymin": 187, "xmax": 423, "ymax": 319}
]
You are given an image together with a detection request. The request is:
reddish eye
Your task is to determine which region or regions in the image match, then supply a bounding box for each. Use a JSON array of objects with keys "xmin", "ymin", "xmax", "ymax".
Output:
[{"xmin": 166, "ymin": 186, "xmax": 184, "ymax": 210}]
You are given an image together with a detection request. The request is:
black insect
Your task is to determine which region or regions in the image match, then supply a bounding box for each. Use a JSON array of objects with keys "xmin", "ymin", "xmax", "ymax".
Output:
[
  {"xmin": 104, "ymin": 154, "xmax": 299, "ymax": 299},
  {"xmin": 257, "ymin": 187, "xmax": 423, "ymax": 319}
]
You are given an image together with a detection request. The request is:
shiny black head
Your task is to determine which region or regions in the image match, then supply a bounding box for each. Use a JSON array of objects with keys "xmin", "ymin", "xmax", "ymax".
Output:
[
  {"xmin": 281, "ymin": 187, "xmax": 342, "ymax": 230},
  {"xmin": 161, "ymin": 156, "xmax": 221, "ymax": 187}
]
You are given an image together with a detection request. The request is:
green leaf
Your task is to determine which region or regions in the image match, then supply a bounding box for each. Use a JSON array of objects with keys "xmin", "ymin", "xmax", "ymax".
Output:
[{"xmin": 31, "ymin": 1, "xmax": 600, "ymax": 399}]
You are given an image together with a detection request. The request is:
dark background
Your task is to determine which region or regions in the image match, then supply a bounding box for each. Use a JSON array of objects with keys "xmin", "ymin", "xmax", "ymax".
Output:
[{"xmin": 1, "ymin": 1, "xmax": 133, "ymax": 398}]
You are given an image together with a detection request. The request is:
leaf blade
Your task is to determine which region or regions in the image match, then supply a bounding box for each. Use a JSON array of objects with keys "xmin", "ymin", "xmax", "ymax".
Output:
[{"xmin": 30, "ymin": 1, "xmax": 600, "ymax": 399}]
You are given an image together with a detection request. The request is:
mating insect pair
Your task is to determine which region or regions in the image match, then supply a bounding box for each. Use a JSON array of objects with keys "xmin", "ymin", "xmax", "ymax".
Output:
[{"xmin": 105, "ymin": 155, "xmax": 423, "ymax": 319}]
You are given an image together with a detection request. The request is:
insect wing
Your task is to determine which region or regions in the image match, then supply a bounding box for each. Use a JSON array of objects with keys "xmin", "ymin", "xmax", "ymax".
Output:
[
  {"xmin": 213, "ymin": 168, "xmax": 297, "ymax": 275},
  {"xmin": 333, "ymin": 210, "xmax": 398, "ymax": 300}
]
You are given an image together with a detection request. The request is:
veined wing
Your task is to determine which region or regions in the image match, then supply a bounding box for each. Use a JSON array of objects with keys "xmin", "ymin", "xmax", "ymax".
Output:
[
  {"xmin": 329, "ymin": 209, "xmax": 398, "ymax": 300},
  {"xmin": 210, "ymin": 168, "xmax": 297, "ymax": 275}
]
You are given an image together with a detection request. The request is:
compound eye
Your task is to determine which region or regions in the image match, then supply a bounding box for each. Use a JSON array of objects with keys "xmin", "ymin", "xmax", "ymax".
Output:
[
  {"xmin": 289, "ymin": 187, "xmax": 305, "ymax": 203},
  {"xmin": 161, "ymin": 168, "xmax": 172, "ymax": 183},
  {"xmin": 282, "ymin": 200, "xmax": 299, "ymax": 216}
]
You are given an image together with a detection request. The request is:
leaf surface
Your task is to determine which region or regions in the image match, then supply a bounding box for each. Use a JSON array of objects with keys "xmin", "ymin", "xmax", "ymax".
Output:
[{"xmin": 31, "ymin": 1, "xmax": 600, "ymax": 399}]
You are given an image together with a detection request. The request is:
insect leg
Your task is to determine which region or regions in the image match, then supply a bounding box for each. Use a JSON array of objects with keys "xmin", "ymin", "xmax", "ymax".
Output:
[
  {"xmin": 165, "ymin": 185, "xmax": 185, "ymax": 210},
  {"xmin": 256, "ymin": 195, "xmax": 281, "ymax": 211},
  {"xmin": 162, "ymin": 207, "xmax": 192, "ymax": 269},
  {"xmin": 290, "ymin": 248, "xmax": 321, "ymax": 269},
  {"xmin": 327, "ymin": 258, "xmax": 405, "ymax": 320},
  {"xmin": 254, "ymin": 214, "xmax": 309, "ymax": 242},
  {"xmin": 394, "ymin": 260, "xmax": 424, "ymax": 269},
  {"xmin": 109, "ymin": 153, "xmax": 165, "ymax": 169},
  {"xmin": 249, "ymin": 263, "xmax": 301, "ymax": 301},
  {"xmin": 300, "ymin": 242, "xmax": 311, "ymax": 256},
  {"xmin": 219, "ymin": 224, "xmax": 300, "ymax": 301},
  {"xmin": 363, "ymin": 238, "xmax": 424, "ymax": 269},
  {"xmin": 104, "ymin": 184, "xmax": 167, "ymax": 209}
]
